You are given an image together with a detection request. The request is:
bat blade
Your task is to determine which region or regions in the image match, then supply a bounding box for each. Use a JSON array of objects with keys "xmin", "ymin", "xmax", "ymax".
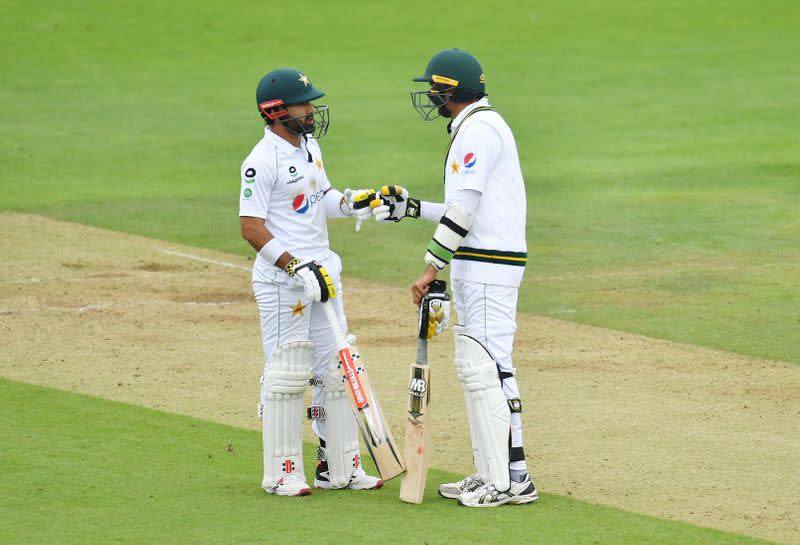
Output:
[
  {"xmin": 399, "ymin": 360, "xmax": 430, "ymax": 504},
  {"xmin": 337, "ymin": 344, "xmax": 405, "ymax": 481},
  {"xmin": 322, "ymin": 301, "xmax": 404, "ymax": 481}
]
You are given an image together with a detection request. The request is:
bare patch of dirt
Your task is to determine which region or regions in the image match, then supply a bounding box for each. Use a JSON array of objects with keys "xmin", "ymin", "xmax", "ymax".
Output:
[
  {"xmin": 1, "ymin": 212, "xmax": 798, "ymax": 545},
  {"xmin": 135, "ymin": 261, "xmax": 188, "ymax": 273}
]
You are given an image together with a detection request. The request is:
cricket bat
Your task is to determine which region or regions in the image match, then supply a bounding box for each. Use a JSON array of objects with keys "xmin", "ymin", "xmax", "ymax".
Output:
[
  {"xmin": 399, "ymin": 280, "xmax": 448, "ymax": 503},
  {"xmin": 322, "ymin": 301, "xmax": 405, "ymax": 481}
]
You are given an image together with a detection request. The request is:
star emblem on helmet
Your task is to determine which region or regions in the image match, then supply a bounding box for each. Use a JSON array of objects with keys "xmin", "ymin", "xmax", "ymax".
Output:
[{"xmin": 298, "ymin": 73, "xmax": 310, "ymax": 87}]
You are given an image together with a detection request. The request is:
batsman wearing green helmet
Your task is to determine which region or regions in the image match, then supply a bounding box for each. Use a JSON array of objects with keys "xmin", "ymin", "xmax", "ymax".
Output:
[
  {"xmin": 238, "ymin": 68, "xmax": 379, "ymax": 497},
  {"xmin": 370, "ymin": 49, "xmax": 539, "ymax": 507}
]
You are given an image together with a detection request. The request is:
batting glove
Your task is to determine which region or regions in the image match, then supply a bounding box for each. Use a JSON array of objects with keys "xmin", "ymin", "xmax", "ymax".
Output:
[
  {"xmin": 373, "ymin": 185, "xmax": 421, "ymax": 222},
  {"xmin": 418, "ymin": 280, "xmax": 451, "ymax": 339},
  {"xmin": 286, "ymin": 259, "xmax": 336, "ymax": 302},
  {"xmin": 344, "ymin": 188, "xmax": 378, "ymax": 231}
]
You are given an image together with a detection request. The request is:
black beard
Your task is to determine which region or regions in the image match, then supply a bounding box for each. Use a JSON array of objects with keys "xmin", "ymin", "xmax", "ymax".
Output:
[
  {"xmin": 438, "ymin": 104, "xmax": 451, "ymax": 118},
  {"xmin": 283, "ymin": 116, "xmax": 314, "ymax": 135}
]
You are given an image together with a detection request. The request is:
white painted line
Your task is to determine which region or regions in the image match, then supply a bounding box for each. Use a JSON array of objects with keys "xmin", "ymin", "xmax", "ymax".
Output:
[{"xmin": 159, "ymin": 249, "xmax": 251, "ymax": 272}]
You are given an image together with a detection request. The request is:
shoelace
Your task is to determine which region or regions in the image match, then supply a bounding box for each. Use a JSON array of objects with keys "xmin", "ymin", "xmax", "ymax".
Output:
[
  {"xmin": 464, "ymin": 474, "xmax": 483, "ymax": 490},
  {"xmin": 281, "ymin": 473, "xmax": 306, "ymax": 486}
]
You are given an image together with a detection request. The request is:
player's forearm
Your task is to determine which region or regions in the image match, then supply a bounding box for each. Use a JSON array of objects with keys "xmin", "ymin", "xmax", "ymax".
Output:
[
  {"xmin": 260, "ymin": 237, "xmax": 295, "ymax": 271},
  {"xmin": 323, "ymin": 188, "xmax": 353, "ymax": 219},
  {"xmin": 419, "ymin": 200, "xmax": 447, "ymax": 222},
  {"xmin": 240, "ymin": 217, "xmax": 294, "ymax": 269}
]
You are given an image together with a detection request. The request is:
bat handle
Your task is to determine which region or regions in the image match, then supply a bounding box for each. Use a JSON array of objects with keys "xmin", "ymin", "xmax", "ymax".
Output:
[
  {"xmin": 416, "ymin": 337, "xmax": 428, "ymax": 365},
  {"xmin": 322, "ymin": 300, "xmax": 348, "ymax": 349}
]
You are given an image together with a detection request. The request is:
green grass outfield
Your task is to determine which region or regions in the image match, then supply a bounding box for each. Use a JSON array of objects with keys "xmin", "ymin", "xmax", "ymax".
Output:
[
  {"xmin": 1, "ymin": 0, "xmax": 799, "ymax": 363},
  {"xmin": 0, "ymin": 2, "xmax": 797, "ymax": 541},
  {"xmin": 0, "ymin": 378, "xmax": 778, "ymax": 545}
]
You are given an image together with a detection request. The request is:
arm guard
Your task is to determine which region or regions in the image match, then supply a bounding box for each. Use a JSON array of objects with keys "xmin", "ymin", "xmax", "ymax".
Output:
[{"xmin": 424, "ymin": 205, "xmax": 471, "ymax": 270}]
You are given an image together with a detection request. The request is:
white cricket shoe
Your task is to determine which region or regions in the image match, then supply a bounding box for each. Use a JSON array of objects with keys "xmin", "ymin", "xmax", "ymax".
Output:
[
  {"xmin": 314, "ymin": 463, "xmax": 383, "ymax": 490},
  {"xmin": 346, "ymin": 467, "xmax": 384, "ymax": 490},
  {"xmin": 437, "ymin": 473, "xmax": 485, "ymax": 499},
  {"xmin": 457, "ymin": 475, "xmax": 539, "ymax": 507},
  {"xmin": 263, "ymin": 473, "xmax": 311, "ymax": 497}
]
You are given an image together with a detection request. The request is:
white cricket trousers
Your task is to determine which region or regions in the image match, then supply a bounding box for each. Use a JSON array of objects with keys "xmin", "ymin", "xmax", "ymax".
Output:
[
  {"xmin": 452, "ymin": 278, "xmax": 527, "ymax": 472},
  {"xmin": 252, "ymin": 252, "xmax": 346, "ymax": 442}
]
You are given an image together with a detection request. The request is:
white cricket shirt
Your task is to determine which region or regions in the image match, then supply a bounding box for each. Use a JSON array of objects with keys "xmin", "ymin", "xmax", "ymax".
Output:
[
  {"xmin": 444, "ymin": 98, "xmax": 528, "ymax": 287},
  {"xmin": 239, "ymin": 127, "xmax": 332, "ymax": 282}
]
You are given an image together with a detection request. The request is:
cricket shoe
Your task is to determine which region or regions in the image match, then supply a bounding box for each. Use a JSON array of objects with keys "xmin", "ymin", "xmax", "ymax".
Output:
[
  {"xmin": 437, "ymin": 473, "xmax": 485, "ymax": 499},
  {"xmin": 314, "ymin": 462, "xmax": 384, "ymax": 490},
  {"xmin": 457, "ymin": 475, "xmax": 539, "ymax": 507},
  {"xmin": 263, "ymin": 473, "xmax": 311, "ymax": 497}
]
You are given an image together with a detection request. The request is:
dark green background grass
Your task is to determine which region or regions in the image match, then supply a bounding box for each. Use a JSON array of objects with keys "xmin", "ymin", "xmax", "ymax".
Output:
[
  {"xmin": 1, "ymin": 0, "xmax": 799, "ymax": 362},
  {"xmin": 0, "ymin": 379, "xmax": 779, "ymax": 545}
]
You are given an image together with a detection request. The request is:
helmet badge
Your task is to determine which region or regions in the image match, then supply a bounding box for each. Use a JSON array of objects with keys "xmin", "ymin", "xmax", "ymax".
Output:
[{"xmin": 298, "ymin": 73, "xmax": 310, "ymax": 87}]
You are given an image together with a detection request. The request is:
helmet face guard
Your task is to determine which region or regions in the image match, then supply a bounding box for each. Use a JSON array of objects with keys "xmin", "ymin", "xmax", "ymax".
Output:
[
  {"xmin": 411, "ymin": 75, "xmax": 460, "ymax": 121},
  {"xmin": 259, "ymin": 100, "xmax": 329, "ymax": 139},
  {"xmin": 411, "ymin": 84, "xmax": 455, "ymax": 121}
]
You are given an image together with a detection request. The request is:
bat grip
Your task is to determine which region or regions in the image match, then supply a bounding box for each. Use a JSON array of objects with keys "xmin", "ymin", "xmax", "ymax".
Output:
[
  {"xmin": 322, "ymin": 300, "xmax": 348, "ymax": 350},
  {"xmin": 416, "ymin": 337, "xmax": 428, "ymax": 365}
]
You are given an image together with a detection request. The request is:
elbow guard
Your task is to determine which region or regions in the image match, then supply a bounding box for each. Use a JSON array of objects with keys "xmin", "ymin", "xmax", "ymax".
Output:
[{"xmin": 424, "ymin": 205, "xmax": 470, "ymax": 270}]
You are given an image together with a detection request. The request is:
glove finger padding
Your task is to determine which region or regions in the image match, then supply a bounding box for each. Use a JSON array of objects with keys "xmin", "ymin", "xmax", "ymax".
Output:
[
  {"xmin": 294, "ymin": 261, "xmax": 336, "ymax": 302},
  {"xmin": 376, "ymin": 185, "xmax": 410, "ymax": 222},
  {"xmin": 418, "ymin": 279, "xmax": 451, "ymax": 339},
  {"xmin": 345, "ymin": 188, "xmax": 378, "ymax": 228},
  {"xmin": 350, "ymin": 188, "xmax": 377, "ymax": 215}
]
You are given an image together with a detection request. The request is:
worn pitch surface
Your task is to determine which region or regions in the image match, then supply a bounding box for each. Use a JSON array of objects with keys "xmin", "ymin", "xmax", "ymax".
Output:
[{"xmin": 1, "ymin": 213, "xmax": 798, "ymax": 544}]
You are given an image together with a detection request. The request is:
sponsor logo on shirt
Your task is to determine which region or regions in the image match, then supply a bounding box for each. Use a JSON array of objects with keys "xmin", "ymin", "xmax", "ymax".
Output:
[
  {"xmin": 291, "ymin": 189, "xmax": 325, "ymax": 214},
  {"xmin": 287, "ymin": 165, "xmax": 304, "ymax": 184},
  {"xmin": 462, "ymin": 152, "xmax": 477, "ymax": 174},
  {"xmin": 244, "ymin": 167, "xmax": 256, "ymax": 184},
  {"xmin": 243, "ymin": 188, "xmax": 253, "ymax": 199}
]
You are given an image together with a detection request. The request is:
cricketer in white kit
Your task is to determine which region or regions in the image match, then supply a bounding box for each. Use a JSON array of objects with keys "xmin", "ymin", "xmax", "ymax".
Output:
[
  {"xmin": 371, "ymin": 49, "xmax": 539, "ymax": 507},
  {"xmin": 238, "ymin": 68, "xmax": 380, "ymax": 497}
]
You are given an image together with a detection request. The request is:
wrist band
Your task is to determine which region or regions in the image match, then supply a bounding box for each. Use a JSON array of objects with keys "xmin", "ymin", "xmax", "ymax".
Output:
[
  {"xmin": 283, "ymin": 258, "xmax": 301, "ymax": 277},
  {"xmin": 259, "ymin": 238, "xmax": 288, "ymax": 266}
]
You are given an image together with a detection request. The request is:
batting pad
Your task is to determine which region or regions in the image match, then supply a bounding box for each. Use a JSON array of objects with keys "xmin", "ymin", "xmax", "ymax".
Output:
[
  {"xmin": 261, "ymin": 341, "xmax": 312, "ymax": 490},
  {"xmin": 322, "ymin": 356, "xmax": 360, "ymax": 488},
  {"xmin": 455, "ymin": 329, "xmax": 511, "ymax": 492}
]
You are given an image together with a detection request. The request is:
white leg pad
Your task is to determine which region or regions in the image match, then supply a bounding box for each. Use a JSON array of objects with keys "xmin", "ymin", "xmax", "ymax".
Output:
[
  {"xmin": 321, "ymin": 351, "xmax": 360, "ymax": 489},
  {"xmin": 455, "ymin": 328, "xmax": 511, "ymax": 491},
  {"xmin": 261, "ymin": 341, "xmax": 312, "ymax": 490}
]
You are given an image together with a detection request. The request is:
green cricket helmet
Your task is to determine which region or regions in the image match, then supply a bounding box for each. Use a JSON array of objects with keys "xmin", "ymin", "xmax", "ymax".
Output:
[
  {"xmin": 256, "ymin": 68, "xmax": 329, "ymax": 138},
  {"xmin": 411, "ymin": 49, "xmax": 486, "ymax": 120}
]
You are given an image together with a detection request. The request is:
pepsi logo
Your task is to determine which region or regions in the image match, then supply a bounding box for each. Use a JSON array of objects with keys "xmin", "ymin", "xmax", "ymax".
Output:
[
  {"xmin": 292, "ymin": 193, "xmax": 309, "ymax": 213},
  {"xmin": 464, "ymin": 153, "xmax": 477, "ymax": 168}
]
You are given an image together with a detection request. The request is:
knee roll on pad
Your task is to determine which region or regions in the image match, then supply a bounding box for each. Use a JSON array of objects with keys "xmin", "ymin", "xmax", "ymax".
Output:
[
  {"xmin": 455, "ymin": 329, "xmax": 511, "ymax": 492},
  {"xmin": 261, "ymin": 341, "xmax": 312, "ymax": 489}
]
